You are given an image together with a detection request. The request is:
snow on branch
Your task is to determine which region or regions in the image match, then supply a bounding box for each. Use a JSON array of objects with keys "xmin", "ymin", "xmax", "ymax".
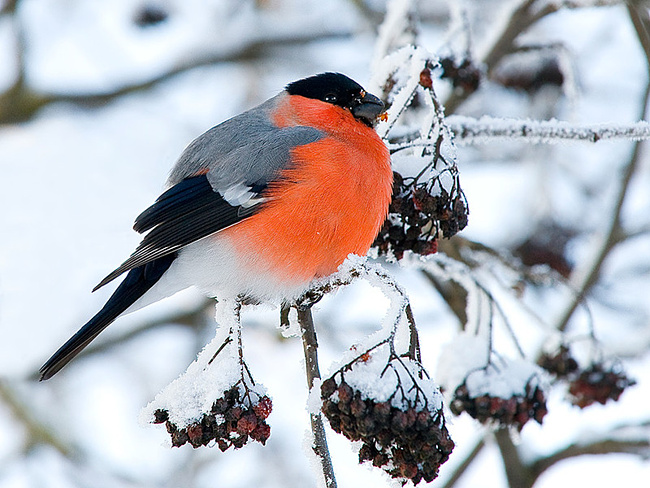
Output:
[
  {"xmin": 141, "ymin": 299, "xmax": 272, "ymax": 450},
  {"xmin": 444, "ymin": 116, "xmax": 650, "ymax": 145},
  {"xmin": 310, "ymin": 256, "xmax": 454, "ymax": 485}
]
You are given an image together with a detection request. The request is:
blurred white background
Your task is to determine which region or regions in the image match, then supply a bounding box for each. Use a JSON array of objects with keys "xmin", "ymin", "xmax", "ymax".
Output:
[{"xmin": 1, "ymin": 0, "xmax": 650, "ymax": 487}]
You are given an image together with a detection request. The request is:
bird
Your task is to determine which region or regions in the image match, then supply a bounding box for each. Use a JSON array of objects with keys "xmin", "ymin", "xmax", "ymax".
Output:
[{"xmin": 39, "ymin": 72, "xmax": 393, "ymax": 381}]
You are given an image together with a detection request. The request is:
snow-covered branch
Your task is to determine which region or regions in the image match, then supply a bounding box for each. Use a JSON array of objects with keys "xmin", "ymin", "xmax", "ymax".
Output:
[{"xmin": 389, "ymin": 116, "xmax": 650, "ymax": 148}]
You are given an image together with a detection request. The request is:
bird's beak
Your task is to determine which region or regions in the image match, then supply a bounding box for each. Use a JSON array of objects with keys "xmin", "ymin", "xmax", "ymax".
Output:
[{"xmin": 351, "ymin": 91, "xmax": 385, "ymax": 127}]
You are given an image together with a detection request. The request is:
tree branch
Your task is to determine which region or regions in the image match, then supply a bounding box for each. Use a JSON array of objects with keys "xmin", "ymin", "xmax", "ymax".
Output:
[
  {"xmin": 530, "ymin": 436, "xmax": 650, "ymax": 481},
  {"xmin": 297, "ymin": 306, "xmax": 338, "ymax": 488},
  {"xmin": 443, "ymin": 117, "xmax": 650, "ymax": 144},
  {"xmin": 0, "ymin": 379, "xmax": 74, "ymax": 456},
  {"xmin": 494, "ymin": 429, "xmax": 535, "ymax": 488},
  {"xmin": 0, "ymin": 26, "xmax": 351, "ymax": 125},
  {"xmin": 627, "ymin": 2, "xmax": 650, "ymax": 62},
  {"xmin": 495, "ymin": 422, "xmax": 650, "ymax": 488},
  {"xmin": 0, "ymin": 0, "xmax": 18, "ymax": 15},
  {"xmin": 443, "ymin": 0, "xmax": 626, "ymax": 114},
  {"xmin": 444, "ymin": 0, "xmax": 540, "ymax": 114}
]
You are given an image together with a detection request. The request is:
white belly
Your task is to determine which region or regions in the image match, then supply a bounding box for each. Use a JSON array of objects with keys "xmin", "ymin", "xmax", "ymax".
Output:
[{"xmin": 123, "ymin": 233, "xmax": 311, "ymax": 315}]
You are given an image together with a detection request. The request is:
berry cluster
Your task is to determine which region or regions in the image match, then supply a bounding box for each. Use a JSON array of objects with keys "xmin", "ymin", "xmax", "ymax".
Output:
[
  {"xmin": 439, "ymin": 56, "xmax": 481, "ymax": 94},
  {"xmin": 450, "ymin": 380, "xmax": 548, "ymax": 430},
  {"xmin": 373, "ymin": 172, "xmax": 468, "ymax": 260},
  {"xmin": 321, "ymin": 377, "xmax": 454, "ymax": 485},
  {"xmin": 568, "ymin": 363, "xmax": 636, "ymax": 409},
  {"xmin": 538, "ymin": 347, "xmax": 636, "ymax": 409},
  {"xmin": 494, "ymin": 56, "xmax": 564, "ymax": 94},
  {"xmin": 153, "ymin": 386, "xmax": 272, "ymax": 450},
  {"xmin": 538, "ymin": 345, "xmax": 579, "ymax": 378}
]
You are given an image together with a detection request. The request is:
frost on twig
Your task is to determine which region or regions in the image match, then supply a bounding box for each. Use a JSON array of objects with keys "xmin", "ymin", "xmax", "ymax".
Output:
[
  {"xmin": 309, "ymin": 257, "xmax": 454, "ymax": 485},
  {"xmin": 370, "ymin": 46, "xmax": 469, "ymax": 261},
  {"xmin": 417, "ymin": 250, "xmax": 636, "ymax": 429},
  {"xmin": 446, "ymin": 116, "xmax": 650, "ymax": 144},
  {"xmin": 433, "ymin": 297, "xmax": 549, "ymax": 431},
  {"xmin": 141, "ymin": 299, "xmax": 272, "ymax": 449}
]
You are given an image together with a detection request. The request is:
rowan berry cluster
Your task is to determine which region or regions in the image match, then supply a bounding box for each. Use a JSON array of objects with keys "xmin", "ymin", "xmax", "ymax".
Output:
[
  {"xmin": 538, "ymin": 345, "xmax": 579, "ymax": 378},
  {"xmin": 153, "ymin": 386, "xmax": 272, "ymax": 450},
  {"xmin": 321, "ymin": 374, "xmax": 454, "ymax": 485},
  {"xmin": 373, "ymin": 171, "xmax": 468, "ymax": 260},
  {"xmin": 538, "ymin": 347, "xmax": 636, "ymax": 408},
  {"xmin": 568, "ymin": 362, "xmax": 636, "ymax": 408},
  {"xmin": 450, "ymin": 379, "xmax": 548, "ymax": 431}
]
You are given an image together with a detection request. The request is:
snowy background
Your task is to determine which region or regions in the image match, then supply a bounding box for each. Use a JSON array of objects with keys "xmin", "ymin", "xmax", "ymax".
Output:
[{"xmin": 1, "ymin": 0, "xmax": 650, "ymax": 487}]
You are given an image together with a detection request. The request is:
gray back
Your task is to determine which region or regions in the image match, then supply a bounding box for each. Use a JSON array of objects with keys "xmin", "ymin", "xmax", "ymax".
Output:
[{"xmin": 168, "ymin": 94, "xmax": 323, "ymax": 193}]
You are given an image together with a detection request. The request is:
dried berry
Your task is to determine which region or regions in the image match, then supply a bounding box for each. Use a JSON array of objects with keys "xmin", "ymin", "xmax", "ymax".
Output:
[
  {"xmin": 419, "ymin": 67, "xmax": 434, "ymax": 89},
  {"xmin": 321, "ymin": 376, "xmax": 454, "ymax": 484},
  {"xmin": 372, "ymin": 171, "xmax": 468, "ymax": 260},
  {"xmin": 538, "ymin": 346, "xmax": 579, "ymax": 378},
  {"xmin": 568, "ymin": 362, "xmax": 635, "ymax": 408},
  {"xmin": 451, "ymin": 379, "xmax": 548, "ymax": 431},
  {"xmin": 157, "ymin": 386, "xmax": 272, "ymax": 450},
  {"xmin": 494, "ymin": 55, "xmax": 564, "ymax": 93}
]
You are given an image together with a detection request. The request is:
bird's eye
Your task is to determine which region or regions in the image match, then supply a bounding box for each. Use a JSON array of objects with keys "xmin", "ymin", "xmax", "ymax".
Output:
[{"xmin": 324, "ymin": 93, "xmax": 337, "ymax": 103}]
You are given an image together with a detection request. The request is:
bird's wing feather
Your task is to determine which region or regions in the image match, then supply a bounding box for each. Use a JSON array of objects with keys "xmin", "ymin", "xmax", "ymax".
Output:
[
  {"xmin": 94, "ymin": 174, "xmax": 243, "ymax": 290},
  {"xmin": 94, "ymin": 106, "xmax": 322, "ymax": 291}
]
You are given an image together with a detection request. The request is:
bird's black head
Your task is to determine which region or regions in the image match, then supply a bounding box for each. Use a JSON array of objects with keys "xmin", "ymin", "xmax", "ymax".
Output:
[{"xmin": 286, "ymin": 72, "xmax": 384, "ymax": 127}]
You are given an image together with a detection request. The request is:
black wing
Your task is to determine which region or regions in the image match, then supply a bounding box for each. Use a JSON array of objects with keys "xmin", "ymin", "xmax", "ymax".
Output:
[{"xmin": 93, "ymin": 174, "xmax": 261, "ymax": 291}]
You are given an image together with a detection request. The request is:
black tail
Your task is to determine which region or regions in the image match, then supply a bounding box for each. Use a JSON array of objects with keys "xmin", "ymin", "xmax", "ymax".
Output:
[{"xmin": 39, "ymin": 254, "xmax": 177, "ymax": 381}]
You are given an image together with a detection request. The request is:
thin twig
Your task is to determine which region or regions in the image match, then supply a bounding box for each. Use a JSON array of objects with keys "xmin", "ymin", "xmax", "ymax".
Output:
[
  {"xmin": 530, "ymin": 436, "xmax": 650, "ymax": 482},
  {"xmin": 389, "ymin": 118, "xmax": 650, "ymax": 148},
  {"xmin": 405, "ymin": 304, "xmax": 422, "ymax": 363},
  {"xmin": 494, "ymin": 428, "xmax": 534, "ymax": 488},
  {"xmin": 297, "ymin": 306, "xmax": 338, "ymax": 488},
  {"xmin": 0, "ymin": 380, "xmax": 74, "ymax": 456}
]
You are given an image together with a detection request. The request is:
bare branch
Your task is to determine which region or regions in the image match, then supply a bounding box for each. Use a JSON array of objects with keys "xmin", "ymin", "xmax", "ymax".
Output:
[
  {"xmin": 530, "ymin": 424, "xmax": 650, "ymax": 480},
  {"xmin": 0, "ymin": 0, "xmax": 18, "ymax": 15},
  {"xmin": 627, "ymin": 1, "xmax": 650, "ymax": 64},
  {"xmin": 443, "ymin": 0, "xmax": 626, "ymax": 114},
  {"xmin": 0, "ymin": 379, "xmax": 74, "ymax": 456},
  {"xmin": 297, "ymin": 306, "xmax": 338, "ymax": 488},
  {"xmin": 0, "ymin": 27, "xmax": 352, "ymax": 125},
  {"xmin": 494, "ymin": 429, "xmax": 535, "ymax": 488},
  {"xmin": 444, "ymin": 0, "xmax": 539, "ymax": 114}
]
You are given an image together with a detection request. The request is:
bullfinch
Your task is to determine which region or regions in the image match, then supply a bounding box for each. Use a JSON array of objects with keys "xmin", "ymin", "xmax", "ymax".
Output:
[{"xmin": 39, "ymin": 72, "xmax": 392, "ymax": 381}]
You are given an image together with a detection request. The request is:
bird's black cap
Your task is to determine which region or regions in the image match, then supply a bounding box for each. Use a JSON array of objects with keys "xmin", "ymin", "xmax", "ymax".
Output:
[{"xmin": 286, "ymin": 72, "xmax": 384, "ymax": 127}]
